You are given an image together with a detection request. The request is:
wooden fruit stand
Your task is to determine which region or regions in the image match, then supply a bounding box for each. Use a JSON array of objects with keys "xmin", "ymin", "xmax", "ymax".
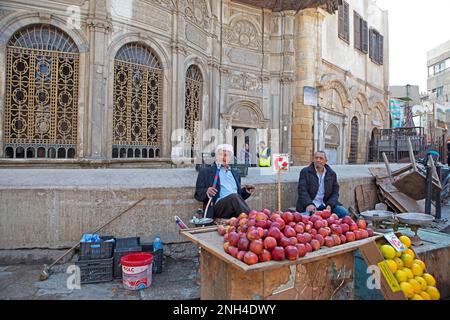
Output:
[{"xmin": 181, "ymin": 226, "xmax": 403, "ymax": 300}]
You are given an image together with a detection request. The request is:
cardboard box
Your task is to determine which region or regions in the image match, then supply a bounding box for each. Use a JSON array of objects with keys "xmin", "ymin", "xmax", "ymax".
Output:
[{"xmin": 359, "ymin": 233, "xmax": 407, "ymax": 300}]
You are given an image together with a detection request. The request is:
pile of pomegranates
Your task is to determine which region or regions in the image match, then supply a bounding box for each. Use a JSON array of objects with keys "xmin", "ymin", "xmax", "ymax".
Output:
[{"xmin": 218, "ymin": 209, "xmax": 374, "ymax": 265}]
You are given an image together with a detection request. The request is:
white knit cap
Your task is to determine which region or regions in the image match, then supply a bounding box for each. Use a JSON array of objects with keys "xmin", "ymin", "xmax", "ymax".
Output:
[{"xmin": 215, "ymin": 144, "xmax": 234, "ymax": 156}]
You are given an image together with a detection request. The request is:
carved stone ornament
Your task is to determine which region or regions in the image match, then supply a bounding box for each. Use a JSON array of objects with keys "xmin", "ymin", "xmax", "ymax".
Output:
[
  {"xmin": 152, "ymin": 0, "xmax": 176, "ymax": 10},
  {"xmin": 184, "ymin": 0, "xmax": 210, "ymax": 30},
  {"xmin": 229, "ymin": 72, "xmax": 262, "ymax": 92},
  {"xmin": 232, "ymin": 105, "xmax": 260, "ymax": 123},
  {"xmin": 224, "ymin": 19, "xmax": 261, "ymax": 50}
]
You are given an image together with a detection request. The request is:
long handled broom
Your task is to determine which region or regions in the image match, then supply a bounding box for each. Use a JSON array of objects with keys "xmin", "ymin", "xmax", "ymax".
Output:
[{"xmin": 39, "ymin": 197, "xmax": 146, "ymax": 281}]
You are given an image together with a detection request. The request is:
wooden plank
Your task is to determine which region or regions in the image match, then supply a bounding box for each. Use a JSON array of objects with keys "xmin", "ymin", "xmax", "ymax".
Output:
[
  {"xmin": 200, "ymin": 249, "xmax": 229, "ymax": 300},
  {"xmin": 355, "ymin": 184, "xmax": 379, "ymax": 213},
  {"xmin": 228, "ymin": 264, "xmax": 265, "ymax": 299},
  {"xmin": 382, "ymin": 152, "xmax": 392, "ymax": 177},
  {"xmin": 380, "ymin": 189, "xmax": 407, "ymax": 212},
  {"xmin": 378, "ymin": 183, "xmax": 424, "ymax": 213},
  {"xmin": 369, "ymin": 167, "xmax": 389, "ymax": 179},
  {"xmin": 369, "ymin": 165, "xmax": 413, "ymax": 180},
  {"xmin": 392, "ymin": 164, "xmax": 414, "ymax": 176},
  {"xmin": 408, "ymin": 138, "xmax": 417, "ymax": 172},
  {"xmin": 267, "ymin": 252, "xmax": 355, "ymax": 300},
  {"xmin": 181, "ymin": 227, "xmax": 383, "ymax": 273},
  {"xmin": 182, "ymin": 225, "xmax": 219, "ymax": 233},
  {"xmin": 393, "ymin": 170, "xmax": 441, "ymax": 200},
  {"xmin": 180, "ymin": 225, "xmax": 218, "ymax": 234},
  {"xmin": 262, "ymin": 266, "xmax": 293, "ymax": 298}
]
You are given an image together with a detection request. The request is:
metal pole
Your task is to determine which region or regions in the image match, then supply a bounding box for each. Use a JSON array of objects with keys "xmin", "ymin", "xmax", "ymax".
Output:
[
  {"xmin": 425, "ymin": 156, "xmax": 433, "ymax": 215},
  {"xmin": 435, "ymin": 164, "xmax": 442, "ymax": 220},
  {"xmin": 278, "ymin": 169, "xmax": 282, "ymax": 212}
]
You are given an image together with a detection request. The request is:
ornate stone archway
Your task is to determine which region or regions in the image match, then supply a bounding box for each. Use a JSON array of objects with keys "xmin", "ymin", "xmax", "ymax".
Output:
[
  {"xmin": 355, "ymin": 93, "xmax": 370, "ymax": 115},
  {"xmin": 222, "ymin": 101, "xmax": 269, "ymax": 165},
  {"xmin": 319, "ymin": 78, "xmax": 351, "ymax": 108},
  {"xmin": 222, "ymin": 100, "xmax": 269, "ymax": 129}
]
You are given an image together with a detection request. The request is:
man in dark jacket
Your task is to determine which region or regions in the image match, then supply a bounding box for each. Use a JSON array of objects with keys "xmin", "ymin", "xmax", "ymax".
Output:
[
  {"xmin": 296, "ymin": 151, "xmax": 348, "ymax": 218},
  {"xmin": 446, "ymin": 139, "xmax": 450, "ymax": 166},
  {"xmin": 195, "ymin": 144, "xmax": 255, "ymax": 219}
]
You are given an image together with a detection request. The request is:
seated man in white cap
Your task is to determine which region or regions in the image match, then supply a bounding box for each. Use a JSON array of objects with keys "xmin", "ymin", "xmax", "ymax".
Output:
[{"xmin": 194, "ymin": 144, "xmax": 255, "ymax": 219}]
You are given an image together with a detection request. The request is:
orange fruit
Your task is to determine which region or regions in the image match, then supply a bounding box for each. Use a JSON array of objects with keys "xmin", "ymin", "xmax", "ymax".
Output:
[
  {"xmin": 423, "ymin": 273, "xmax": 436, "ymax": 286},
  {"xmin": 399, "ymin": 235, "xmax": 411, "ymax": 248},
  {"xmin": 381, "ymin": 245, "xmax": 396, "ymax": 259},
  {"xmin": 426, "ymin": 286, "xmax": 440, "ymax": 300}
]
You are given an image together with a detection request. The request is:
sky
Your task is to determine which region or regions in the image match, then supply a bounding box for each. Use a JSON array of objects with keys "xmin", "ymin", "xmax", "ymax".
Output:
[{"xmin": 374, "ymin": 0, "xmax": 450, "ymax": 93}]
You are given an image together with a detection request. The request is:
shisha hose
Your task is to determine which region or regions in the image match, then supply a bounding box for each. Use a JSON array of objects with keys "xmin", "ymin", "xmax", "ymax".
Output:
[{"xmin": 203, "ymin": 167, "xmax": 221, "ymax": 219}]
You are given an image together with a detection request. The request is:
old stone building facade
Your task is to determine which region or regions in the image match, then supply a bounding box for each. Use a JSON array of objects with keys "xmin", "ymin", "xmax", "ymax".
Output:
[{"xmin": 0, "ymin": 0, "xmax": 389, "ymax": 167}]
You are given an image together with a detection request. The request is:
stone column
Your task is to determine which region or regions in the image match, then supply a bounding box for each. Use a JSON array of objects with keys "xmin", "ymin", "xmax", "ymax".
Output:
[
  {"xmin": 342, "ymin": 115, "xmax": 349, "ymax": 164},
  {"xmin": 171, "ymin": 5, "xmax": 187, "ymax": 146},
  {"xmin": 217, "ymin": 0, "xmax": 231, "ymax": 135},
  {"xmin": 317, "ymin": 109, "xmax": 324, "ymax": 151},
  {"xmin": 209, "ymin": 1, "xmax": 222, "ymax": 131},
  {"xmin": 86, "ymin": 0, "xmax": 111, "ymax": 159},
  {"xmin": 292, "ymin": 8, "xmax": 326, "ymax": 165},
  {"xmin": 208, "ymin": 59, "xmax": 220, "ymax": 130},
  {"xmin": 280, "ymin": 11, "xmax": 296, "ymax": 155},
  {"xmin": 313, "ymin": 106, "xmax": 321, "ymax": 152}
]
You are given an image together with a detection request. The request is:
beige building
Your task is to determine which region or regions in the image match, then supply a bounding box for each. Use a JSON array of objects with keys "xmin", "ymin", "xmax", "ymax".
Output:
[
  {"xmin": 314, "ymin": 0, "xmax": 390, "ymax": 164},
  {"xmin": 428, "ymin": 39, "xmax": 450, "ymax": 104},
  {"xmin": 424, "ymin": 40, "xmax": 450, "ymax": 147},
  {"xmin": 0, "ymin": 0, "xmax": 389, "ymax": 167}
]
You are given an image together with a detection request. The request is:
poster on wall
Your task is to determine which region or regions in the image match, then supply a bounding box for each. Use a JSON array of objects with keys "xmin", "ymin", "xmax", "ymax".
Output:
[{"xmin": 389, "ymin": 99, "xmax": 404, "ymax": 128}]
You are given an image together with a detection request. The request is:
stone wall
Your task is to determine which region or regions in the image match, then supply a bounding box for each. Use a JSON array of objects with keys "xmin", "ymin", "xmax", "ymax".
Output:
[{"xmin": 0, "ymin": 165, "xmax": 384, "ymax": 252}]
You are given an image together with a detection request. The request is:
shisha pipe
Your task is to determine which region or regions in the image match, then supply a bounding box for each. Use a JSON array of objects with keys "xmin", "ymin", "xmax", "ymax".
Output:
[{"xmin": 203, "ymin": 166, "xmax": 221, "ymax": 219}]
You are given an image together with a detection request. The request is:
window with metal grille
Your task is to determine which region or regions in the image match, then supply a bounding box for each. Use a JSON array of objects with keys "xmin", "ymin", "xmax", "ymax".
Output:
[
  {"xmin": 112, "ymin": 43, "xmax": 163, "ymax": 159},
  {"xmin": 184, "ymin": 65, "xmax": 203, "ymax": 158},
  {"xmin": 349, "ymin": 116, "xmax": 359, "ymax": 164},
  {"xmin": 4, "ymin": 24, "xmax": 79, "ymax": 159}
]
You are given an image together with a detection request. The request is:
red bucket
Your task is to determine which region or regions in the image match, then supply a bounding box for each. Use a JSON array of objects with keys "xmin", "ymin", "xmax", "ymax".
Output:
[{"xmin": 120, "ymin": 253, "xmax": 154, "ymax": 290}]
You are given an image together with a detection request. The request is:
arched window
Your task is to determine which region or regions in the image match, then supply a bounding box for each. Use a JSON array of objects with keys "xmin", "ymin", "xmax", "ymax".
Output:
[
  {"xmin": 4, "ymin": 24, "xmax": 79, "ymax": 159},
  {"xmin": 369, "ymin": 127, "xmax": 379, "ymax": 162},
  {"xmin": 349, "ymin": 116, "xmax": 359, "ymax": 163},
  {"xmin": 184, "ymin": 65, "xmax": 203, "ymax": 157},
  {"xmin": 112, "ymin": 43, "xmax": 163, "ymax": 158}
]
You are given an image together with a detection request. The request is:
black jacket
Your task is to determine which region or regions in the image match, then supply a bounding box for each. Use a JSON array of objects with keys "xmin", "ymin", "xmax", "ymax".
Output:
[
  {"xmin": 194, "ymin": 164, "xmax": 251, "ymax": 218},
  {"xmin": 296, "ymin": 163, "xmax": 342, "ymax": 212}
]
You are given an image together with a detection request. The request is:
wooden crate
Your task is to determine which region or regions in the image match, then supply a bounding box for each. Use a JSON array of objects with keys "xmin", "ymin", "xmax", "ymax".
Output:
[{"xmin": 181, "ymin": 226, "xmax": 383, "ymax": 300}]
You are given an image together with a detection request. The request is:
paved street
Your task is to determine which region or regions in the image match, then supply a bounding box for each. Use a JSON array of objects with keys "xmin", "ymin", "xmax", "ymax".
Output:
[{"xmin": 0, "ymin": 257, "xmax": 200, "ymax": 300}]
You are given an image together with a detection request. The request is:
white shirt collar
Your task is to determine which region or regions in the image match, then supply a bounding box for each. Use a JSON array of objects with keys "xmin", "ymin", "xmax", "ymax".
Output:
[{"xmin": 316, "ymin": 167, "xmax": 326, "ymax": 178}]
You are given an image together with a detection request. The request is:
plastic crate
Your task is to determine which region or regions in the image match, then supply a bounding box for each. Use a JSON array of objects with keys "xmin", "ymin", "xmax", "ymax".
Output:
[
  {"xmin": 115, "ymin": 237, "xmax": 140, "ymax": 249},
  {"xmin": 75, "ymin": 257, "xmax": 113, "ymax": 284},
  {"xmin": 79, "ymin": 236, "xmax": 114, "ymax": 260},
  {"xmin": 141, "ymin": 243, "xmax": 163, "ymax": 274},
  {"xmin": 113, "ymin": 246, "xmax": 142, "ymax": 279}
]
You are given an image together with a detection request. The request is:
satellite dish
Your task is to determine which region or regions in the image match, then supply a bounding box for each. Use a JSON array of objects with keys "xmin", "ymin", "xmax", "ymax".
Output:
[{"xmin": 411, "ymin": 104, "xmax": 424, "ymax": 111}]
